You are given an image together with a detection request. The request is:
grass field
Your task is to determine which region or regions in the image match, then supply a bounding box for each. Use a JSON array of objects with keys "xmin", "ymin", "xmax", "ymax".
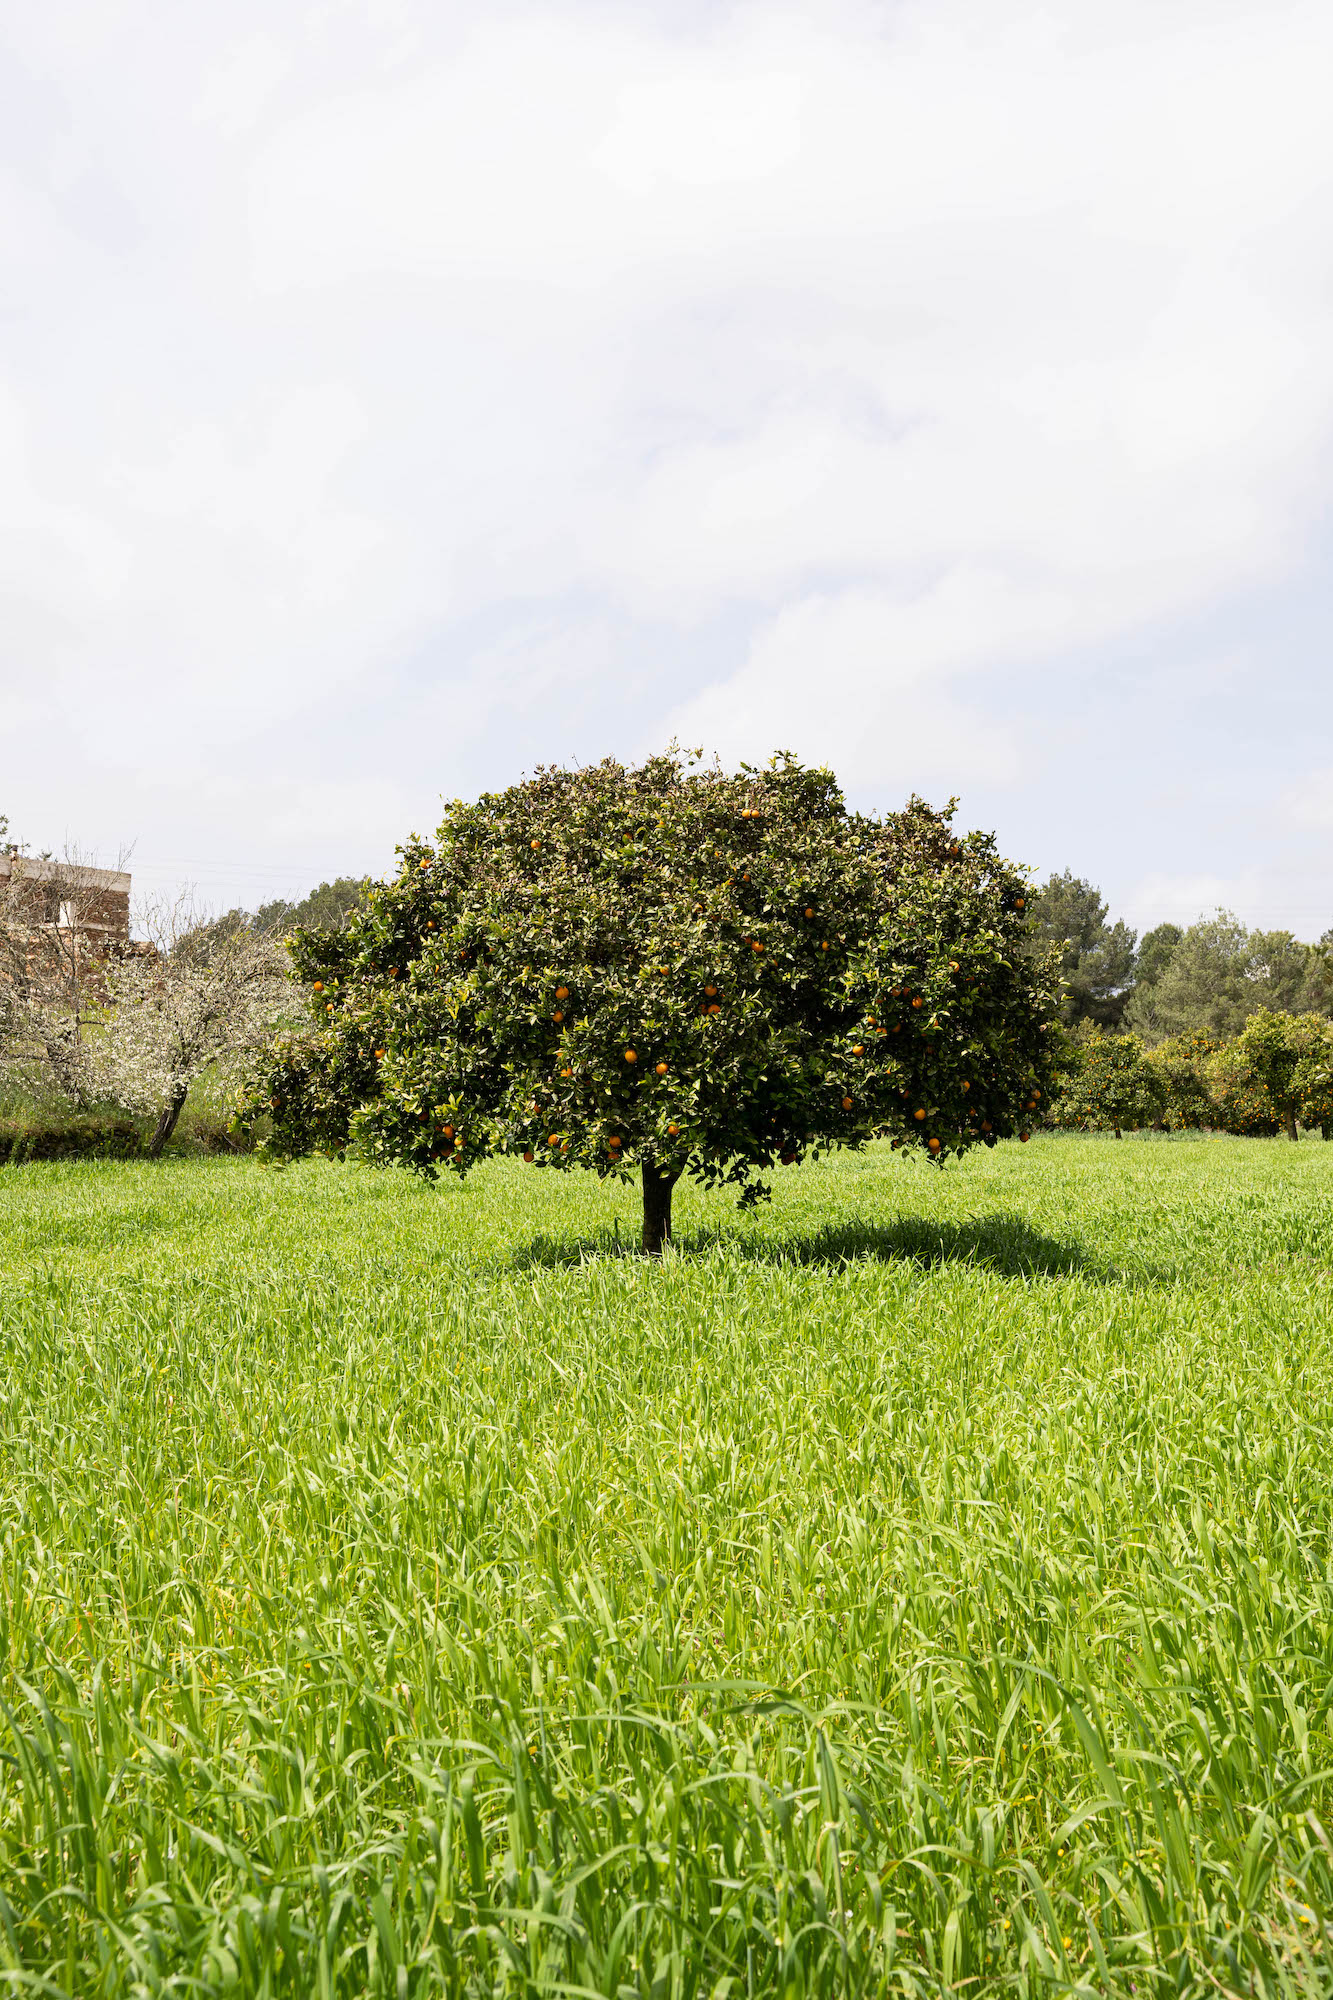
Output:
[{"xmin": 2, "ymin": 1137, "xmax": 1332, "ymax": 1996}]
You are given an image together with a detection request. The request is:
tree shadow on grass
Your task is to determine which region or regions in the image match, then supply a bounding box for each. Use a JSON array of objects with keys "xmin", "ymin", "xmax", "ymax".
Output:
[{"xmin": 512, "ymin": 1212, "xmax": 1149, "ymax": 1284}]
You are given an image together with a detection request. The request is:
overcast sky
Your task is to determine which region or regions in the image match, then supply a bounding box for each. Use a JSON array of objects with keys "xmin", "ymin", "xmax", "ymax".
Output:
[{"xmin": 3, "ymin": 0, "xmax": 1331, "ymax": 936}]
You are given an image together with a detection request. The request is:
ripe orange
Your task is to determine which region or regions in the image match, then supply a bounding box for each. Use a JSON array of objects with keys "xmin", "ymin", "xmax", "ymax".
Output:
[
  {"xmin": 914, "ymin": 1107, "xmax": 926, "ymax": 1121},
  {"xmin": 852, "ymin": 1043, "xmax": 864, "ymax": 1055},
  {"xmin": 560, "ymin": 1067, "xmax": 572, "ymax": 1078},
  {"xmin": 522, "ymin": 1149, "xmax": 534, "ymax": 1162},
  {"xmin": 708, "ymin": 1002, "xmax": 721, "ymax": 1014},
  {"xmin": 1020, "ymin": 1130, "xmax": 1030, "ymax": 1142},
  {"xmin": 928, "ymin": 1136, "xmax": 940, "ymax": 1152},
  {"xmin": 420, "ymin": 859, "xmax": 430, "ymax": 870},
  {"xmin": 961, "ymin": 1080, "xmax": 970, "ymax": 1091},
  {"xmin": 912, "ymin": 997, "xmax": 923, "ymax": 1009},
  {"xmin": 821, "ymin": 940, "xmax": 830, "ymax": 951},
  {"xmin": 609, "ymin": 1135, "xmax": 622, "ymax": 1149},
  {"xmin": 553, "ymin": 1010, "xmax": 564, "ymax": 1023},
  {"xmin": 556, "ymin": 986, "xmax": 569, "ymax": 1000},
  {"xmin": 949, "ymin": 961, "xmax": 959, "ymax": 973},
  {"xmin": 981, "ymin": 1120, "xmax": 992, "ymax": 1133},
  {"xmin": 375, "ymin": 1048, "xmax": 385, "ymax": 1059},
  {"xmin": 313, "ymin": 980, "xmax": 324, "ymax": 993},
  {"xmin": 705, "ymin": 984, "xmax": 717, "ymax": 996},
  {"xmin": 531, "ymin": 839, "xmax": 541, "ymax": 850},
  {"xmin": 805, "ymin": 908, "xmax": 815, "ymax": 919},
  {"xmin": 442, "ymin": 1124, "xmax": 454, "ymax": 1137},
  {"xmin": 1015, "ymin": 896, "xmax": 1025, "ymax": 908},
  {"xmin": 326, "ymin": 1003, "xmax": 333, "ymax": 1013},
  {"xmin": 1033, "ymin": 1089, "xmax": 1041, "ymax": 1099},
  {"xmin": 548, "ymin": 1134, "xmax": 560, "ymax": 1146},
  {"xmin": 624, "ymin": 1048, "xmax": 637, "ymax": 1062},
  {"xmin": 655, "ymin": 1061, "xmax": 668, "ymax": 1075},
  {"xmin": 842, "ymin": 1096, "xmax": 853, "ymax": 1111},
  {"xmin": 667, "ymin": 1123, "xmax": 680, "ymax": 1135}
]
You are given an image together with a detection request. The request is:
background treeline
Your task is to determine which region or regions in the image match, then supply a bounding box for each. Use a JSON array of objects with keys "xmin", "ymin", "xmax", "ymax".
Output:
[
  {"xmin": 1032, "ymin": 871, "xmax": 1332, "ymax": 1037},
  {"xmin": 1031, "ymin": 872, "xmax": 1333, "ymax": 1139}
]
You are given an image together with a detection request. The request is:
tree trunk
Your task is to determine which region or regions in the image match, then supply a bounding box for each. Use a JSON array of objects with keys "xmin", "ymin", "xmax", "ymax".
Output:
[
  {"xmin": 1322, "ymin": 1122, "xmax": 1332, "ymax": 1142},
  {"xmin": 1286, "ymin": 1108, "xmax": 1299, "ymax": 1143},
  {"xmin": 148, "ymin": 1084, "xmax": 188, "ymax": 1158},
  {"xmin": 641, "ymin": 1163, "xmax": 679, "ymax": 1256},
  {"xmin": 1113, "ymin": 1124, "xmax": 1121, "ymax": 1139}
]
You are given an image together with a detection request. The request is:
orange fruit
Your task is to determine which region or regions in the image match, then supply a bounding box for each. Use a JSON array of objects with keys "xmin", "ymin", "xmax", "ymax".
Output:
[
  {"xmin": 553, "ymin": 1010, "xmax": 564, "ymax": 1023},
  {"xmin": 561, "ymin": 1067, "xmax": 572, "ymax": 1078},
  {"xmin": 548, "ymin": 1134, "xmax": 559, "ymax": 1146},
  {"xmin": 313, "ymin": 980, "xmax": 324, "ymax": 993},
  {"xmin": 609, "ymin": 1135, "xmax": 622, "ymax": 1148},
  {"xmin": 842, "ymin": 1096, "xmax": 853, "ymax": 1111},
  {"xmin": 752, "ymin": 940, "xmax": 763, "ymax": 952},
  {"xmin": 821, "ymin": 941, "xmax": 830, "ymax": 951},
  {"xmin": 442, "ymin": 1124, "xmax": 454, "ymax": 1137},
  {"xmin": 375, "ymin": 1049, "xmax": 385, "ymax": 1059},
  {"xmin": 705, "ymin": 984, "xmax": 717, "ymax": 996},
  {"xmin": 667, "ymin": 1123, "xmax": 680, "ymax": 1135},
  {"xmin": 655, "ymin": 1061, "xmax": 668, "ymax": 1075},
  {"xmin": 531, "ymin": 839, "xmax": 541, "ymax": 850},
  {"xmin": 522, "ymin": 1149, "xmax": 534, "ymax": 1162},
  {"xmin": 326, "ymin": 1003, "xmax": 333, "ymax": 1014},
  {"xmin": 914, "ymin": 1107, "xmax": 926, "ymax": 1121},
  {"xmin": 981, "ymin": 1120, "xmax": 992, "ymax": 1133},
  {"xmin": 708, "ymin": 1003, "xmax": 721, "ymax": 1014},
  {"xmin": 805, "ymin": 907, "xmax": 815, "ymax": 919},
  {"xmin": 624, "ymin": 1048, "xmax": 637, "ymax": 1062},
  {"xmin": 928, "ymin": 1137, "xmax": 940, "ymax": 1152},
  {"xmin": 912, "ymin": 997, "xmax": 923, "ymax": 1009},
  {"xmin": 1015, "ymin": 896, "xmax": 1025, "ymax": 908},
  {"xmin": 852, "ymin": 1043, "xmax": 864, "ymax": 1055},
  {"xmin": 1020, "ymin": 1130, "xmax": 1030, "ymax": 1142},
  {"xmin": 961, "ymin": 1080, "xmax": 970, "ymax": 1091},
  {"xmin": 1033, "ymin": 1089, "xmax": 1041, "ymax": 1100},
  {"xmin": 420, "ymin": 859, "xmax": 430, "ymax": 870},
  {"xmin": 949, "ymin": 961, "xmax": 959, "ymax": 973},
  {"xmin": 556, "ymin": 986, "xmax": 569, "ymax": 1000}
]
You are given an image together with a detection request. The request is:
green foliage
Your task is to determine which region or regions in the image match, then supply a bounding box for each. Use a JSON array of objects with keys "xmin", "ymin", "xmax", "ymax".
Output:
[
  {"xmin": 1049, "ymin": 1026, "xmax": 1164, "ymax": 1135},
  {"xmin": 1031, "ymin": 869, "xmax": 1137, "ymax": 1026},
  {"xmin": 1144, "ymin": 1028, "xmax": 1219, "ymax": 1130},
  {"xmin": 243, "ymin": 755, "xmax": 1060, "ymax": 1234},
  {"xmin": 3, "ymin": 1142, "xmax": 1333, "ymax": 1995},
  {"xmin": 1127, "ymin": 909, "xmax": 1321, "ymax": 1043},
  {"xmin": 252, "ymin": 876, "xmax": 369, "ymax": 936},
  {"xmin": 1135, "ymin": 920, "xmax": 1182, "ymax": 989},
  {"xmin": 1233, "ymin": 1008, "xmax": 1323, "ymax": 1141},
  {"xmin": 1205, "ymin": 1039, "xmax": 1279, "ymax": 1136},
  {"xmin": 1294, "ymin": 1019, "xmax": 1333, "ymax": 1137}
]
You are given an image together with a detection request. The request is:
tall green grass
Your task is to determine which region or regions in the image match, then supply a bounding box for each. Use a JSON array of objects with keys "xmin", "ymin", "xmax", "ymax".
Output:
[{"xmin": 1, "ymin": 1137, "xmax": 1331, "ymax": 1996}]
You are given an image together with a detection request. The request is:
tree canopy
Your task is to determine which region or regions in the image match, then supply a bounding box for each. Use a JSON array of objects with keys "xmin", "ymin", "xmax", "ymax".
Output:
[
  {"xmin": 1126, "ymin": 911, "xmax": 1322, "ymax": 1043},
  {"xmin": 243, "ymin": 754, "xmax": 1062, "ymax": 1251},
  {"xmin": 1031, "ymin": 871, "xmax": 1137, "ymax": 1027}
]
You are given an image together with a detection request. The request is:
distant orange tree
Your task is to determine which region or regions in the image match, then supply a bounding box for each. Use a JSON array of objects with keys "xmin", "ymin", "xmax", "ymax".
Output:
[
  {"xmin": 1049, "ymin": 1027, "xmax": 1164, "ymax": 1138},
  {"xmin": 242, "ymin": 753, "xmax": 1061, "ymax": 1252}
]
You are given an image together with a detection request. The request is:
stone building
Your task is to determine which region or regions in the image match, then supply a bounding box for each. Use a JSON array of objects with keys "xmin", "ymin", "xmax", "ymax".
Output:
[{"xmin": 0, "ymin": 853, "xmax": 132, "ymax": 947}]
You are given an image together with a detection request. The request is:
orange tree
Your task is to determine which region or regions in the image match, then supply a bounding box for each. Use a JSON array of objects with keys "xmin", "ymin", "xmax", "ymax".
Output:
[
  {"xmin": 1049, "ymin": 1027, "xmax": 1164, "ymax": 1138},
  {"xmin": 1232, "ymin": 1007, "xmax": 1322, "ymax": 1141},
  {"xmin": 240, "ymin": 754, "xmax": 1061, "ymax": 1252}
]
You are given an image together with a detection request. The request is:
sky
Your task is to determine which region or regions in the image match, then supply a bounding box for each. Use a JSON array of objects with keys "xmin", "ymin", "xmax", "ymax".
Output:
[{"xmin": 2, "ymin": 0, "xmax": 1331, "ymax": 939}]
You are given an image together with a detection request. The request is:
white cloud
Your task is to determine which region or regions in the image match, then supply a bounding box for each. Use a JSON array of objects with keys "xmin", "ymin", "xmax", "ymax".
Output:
[{"xmin": 0, "ymin": 0, "xmax": 1331, "ymax": 922}]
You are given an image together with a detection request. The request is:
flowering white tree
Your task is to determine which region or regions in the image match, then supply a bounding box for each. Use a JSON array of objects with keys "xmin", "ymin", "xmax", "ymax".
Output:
[{"xmin": 93, "ymin": 895, "xmax": 291, "ymax": 1154}]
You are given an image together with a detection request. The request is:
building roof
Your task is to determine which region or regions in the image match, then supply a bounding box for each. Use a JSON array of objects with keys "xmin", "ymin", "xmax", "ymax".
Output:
[{"xmin": 0, "ymin": 854, "xmax": 132, "ymax": 893}]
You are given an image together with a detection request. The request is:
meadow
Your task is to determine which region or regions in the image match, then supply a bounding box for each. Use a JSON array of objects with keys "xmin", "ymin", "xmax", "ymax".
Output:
[{"xmin": 1, "ymin": 1136, "xmax": 1331, "ymax": 1996}]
